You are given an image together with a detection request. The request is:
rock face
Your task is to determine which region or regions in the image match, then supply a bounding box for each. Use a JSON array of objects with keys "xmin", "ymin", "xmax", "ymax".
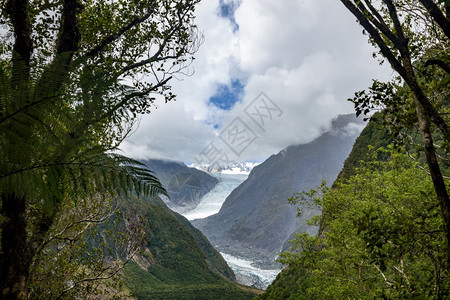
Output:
[
  {"xmin": 193, "ymin": 114, "xmax": 364, "ymax": 267},
  {"xmin": 141, "ymin": 159, "xmax": 218, "ymax": 213}
]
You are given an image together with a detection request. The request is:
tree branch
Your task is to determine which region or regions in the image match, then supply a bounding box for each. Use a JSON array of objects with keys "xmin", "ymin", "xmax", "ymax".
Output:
[
  {"xmin": 341, "ymin": 0, "xmax": 448, "ymax": 140},
  {"xmin": 374, "ymin": 264, "xmax": 394, "ymax": 286},
  {"xmin": 0, "ymin": 94, "xmax": 62, "ymax": 125},
  {"xmin": 425, "ymin": 58, "xmax": 450, "ymax": 73},
  {"xmin": 121, "ymin": 6, "xmax": 188, "ymax": 74},
  {"xmin": 84, "ymin": 7, "xmax": 155, "ymax": 58},
  {"xmin": 35, "ymin": 204, "xmax": 117, "ymax": 258},
  {"xmin": 358, "ymin": 0, "xmax": 399, "ymax": 43},
  {"xmin": 35, "ymin": 0, "xmax": 83, "ymax": 98},
  {"xmin": 122, "ymin": 54, "xmax": 179, "ymax": 73},
  {"xmin": 364, "ymin": 0, "xmax": 391, "ymax": 31},
  {"xmin": 340, "ymin": 0, "xmax": 408, "ymax": 79},
  {"xmin": 0, "ymin": 161, "xmax": 123, "ymax": 179},
  {"xmin": 418, "ymin": 0, "xmax": 450, "ymax": 39},
  {"xmin": 382, "ymin": 0, "xmax": 409, "ymax": 49},
  {"xmin": 55, "ymin": 263, "xmax": 125, "ymax": 300},
  {"xmin": 97, "ymin": 75, "xmax": 172, "ymax": 123},
  {"xmin": 56, "ymin": 0, "xmax": 82, "ymax": 54}
]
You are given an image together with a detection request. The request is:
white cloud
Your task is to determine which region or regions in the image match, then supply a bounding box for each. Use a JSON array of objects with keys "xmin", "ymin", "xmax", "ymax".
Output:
[
  {"xmin": 120, "ymin": 101, "xmax": 214, "ymax": 160},
  {"xmin": 122, "ymin": 0, "xmax": 392, "ymax": 163}
]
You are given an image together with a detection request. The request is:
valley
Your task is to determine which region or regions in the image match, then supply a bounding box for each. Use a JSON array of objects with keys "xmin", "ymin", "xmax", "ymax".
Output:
[
  {"xmin": 155, "ymin": 114, "xmax": 365, "ymax": 290},
  {"xmin": 179, "ymin": 172, "xmax": 282, "ymax": 289}
]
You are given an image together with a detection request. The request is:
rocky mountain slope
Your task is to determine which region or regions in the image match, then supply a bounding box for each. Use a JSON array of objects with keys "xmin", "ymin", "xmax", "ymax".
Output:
[
  {"xmin": 141, "ymin": 159, "xmax": 218, "ymax": 213},
  {"xmin": 193, "ymin": 114, "xmax": 364, "ymax": 267}
]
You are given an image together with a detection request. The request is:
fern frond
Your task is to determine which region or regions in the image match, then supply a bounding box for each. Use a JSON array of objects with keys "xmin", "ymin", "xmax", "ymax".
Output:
[{"xmin": 0, "ymin": 53, "xmax": 166, "ymax": 212}]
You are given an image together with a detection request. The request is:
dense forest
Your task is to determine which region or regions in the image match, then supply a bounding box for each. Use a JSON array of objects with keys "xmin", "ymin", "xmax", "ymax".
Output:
[{"xmin": 0, "ymin": 0, "xmax": 449, "ymax": 299}]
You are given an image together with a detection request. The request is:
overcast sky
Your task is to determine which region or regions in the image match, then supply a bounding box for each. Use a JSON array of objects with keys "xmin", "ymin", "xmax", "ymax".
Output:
[{"xmin": 120, "ymin": 0, "xmax": 392, "ymax": 164}]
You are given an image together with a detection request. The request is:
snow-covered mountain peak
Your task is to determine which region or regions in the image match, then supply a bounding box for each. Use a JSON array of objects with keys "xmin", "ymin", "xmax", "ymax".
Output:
[{"xmin": 188, "ymin": 161, "xmax": 260, "ymax": 175}]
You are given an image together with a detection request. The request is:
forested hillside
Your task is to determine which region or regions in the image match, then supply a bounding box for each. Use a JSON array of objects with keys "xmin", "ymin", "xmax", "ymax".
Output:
[
  {"xmin": 119, "ymin": 195, "xmax": 258, "ymax": 299},
  {"xmin": 261, "ymin": 122, "xmax": 449, "ymax": 298},
  {"xmin": 260, "ymin": 118, "xmax": 389, "ymax": 299}
]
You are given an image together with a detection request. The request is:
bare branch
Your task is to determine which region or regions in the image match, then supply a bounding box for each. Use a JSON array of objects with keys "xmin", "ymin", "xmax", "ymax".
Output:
[
  {"xmin": 55, "ymin": 262, "xmax": 125, "ymax": 300},
  {"xmin": 393, "ymin": 259, "xmax": 411, "ymax": 287},
  {"xmin": 404, "ymin": 144, "xmax": 450, "ymax": 179},
  {"xmin": 373, "ymin": 264, "xmax": 394, "ymax": 286}
]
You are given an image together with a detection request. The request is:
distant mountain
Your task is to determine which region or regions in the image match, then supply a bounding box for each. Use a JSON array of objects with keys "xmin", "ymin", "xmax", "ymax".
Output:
[
  {"xmin": 141, "ymin": 159, "xmax": 218, "ymax": 213},
  {"xmin": 190, "ymin": 162, "xmax": 260, "ymax": 175},
  {"xmin": 193, "ymin": 114, "xmax": 364, "ymax": 267}
]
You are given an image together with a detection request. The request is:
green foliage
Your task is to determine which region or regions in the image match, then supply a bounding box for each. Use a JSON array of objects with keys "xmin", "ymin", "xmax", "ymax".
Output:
[
  {"xmin": 26, "ymin": 190, "xmax": 255, "ymax": 299},
  {"xmin": 0, "ymin": 56, "xmax": 167, "ymax": 234},
  {"xmin": 257, "ymin": 254, "xmax": 310, "ymax": 300},
  {"xmin": 336, "ymin": 116, "xmax": 393, "ymax": 181},
  {"xmin": 266, "ymin": 149, "xmax": 449, "ymax": 299},
  {"xmin": 349, "ymin": 72, "xmax": 449, "ymax": 165}
]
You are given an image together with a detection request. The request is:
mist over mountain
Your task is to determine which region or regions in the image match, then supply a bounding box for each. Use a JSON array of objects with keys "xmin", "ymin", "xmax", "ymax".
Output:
[{"xmin": 193, "ymin": 114, "xmax": 364, "ymax": 267}]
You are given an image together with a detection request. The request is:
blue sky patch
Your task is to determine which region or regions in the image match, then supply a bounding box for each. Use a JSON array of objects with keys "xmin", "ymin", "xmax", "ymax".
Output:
[
  {"xmin": 209, "ymin": 79, "xmax": 244, "ymax": 111},
  {"xmin": 218, "ymin": 0, "xmax": 239, "ymax": 31}
]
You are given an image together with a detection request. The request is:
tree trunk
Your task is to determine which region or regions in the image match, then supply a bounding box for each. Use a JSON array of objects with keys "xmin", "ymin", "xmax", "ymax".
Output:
[
  {"xmin": 412, "ymin": 95, "xmax": 450, "ymax": 269},
  {"xmin": 0, "ymin": 193, "xmax": 30, "ymax": 299},
  {"xmin": 401, "ymin": 56, "xmax": 450, "ymax": 269}
]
